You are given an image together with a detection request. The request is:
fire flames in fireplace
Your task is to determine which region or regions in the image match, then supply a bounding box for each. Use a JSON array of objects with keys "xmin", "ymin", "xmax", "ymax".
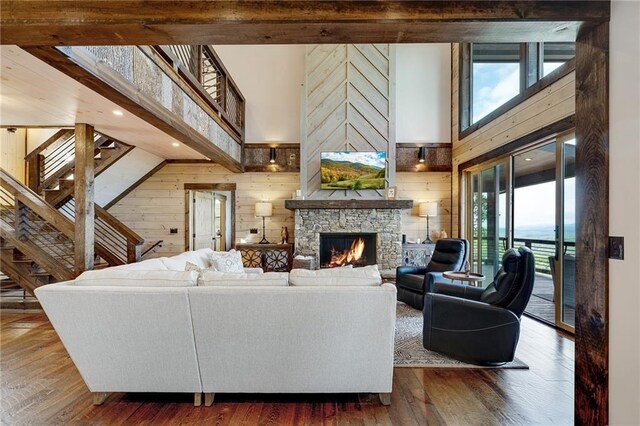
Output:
[{"xmin": 326, "ymin": 237, "xmax": 367, "ymax": 268}]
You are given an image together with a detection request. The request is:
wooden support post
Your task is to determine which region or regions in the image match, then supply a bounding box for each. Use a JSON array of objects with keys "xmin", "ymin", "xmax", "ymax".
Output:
[
  {"xmin": 14, "ymin": 200, "xmax": 29, "ymax": 241},
  {"xmin": 126, "ymin": 242, "xmax": 141, "ymax": 264},
  {"xmin": 204, "ymin": 393, "xmax": 214, "ymax": 407},
  {"xmin": 575, "ymin": 22, "xmax": 609, "ymax": 426},
  {"xmin": 193, "ymin": 393, "xmax": 202, "ymax": 407},
  {"xmin": 26, "ymin": 155, "xmax": 43, "ymax": 193},
  {"xmin": 74, "ymin": 123, "xmax": 95, "ymax": 274}
]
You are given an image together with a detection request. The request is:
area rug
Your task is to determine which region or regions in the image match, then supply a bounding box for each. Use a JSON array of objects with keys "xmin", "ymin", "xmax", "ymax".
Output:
[{"xmin": 394, "ymin": 302, "xmax": 529, "ymax": 369}]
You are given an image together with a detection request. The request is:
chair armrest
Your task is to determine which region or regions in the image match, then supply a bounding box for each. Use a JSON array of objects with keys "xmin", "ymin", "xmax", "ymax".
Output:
[
  {"xmin": 424, "ymin": 293, "xmax": 519, "ymax": 331},
  {"xmin": 432, "ymin": 282, "xmax": 484, "ymax": 301},
  {"xmin": 396, "ymin": 266, "xmax": 428, "ymax": 276}
]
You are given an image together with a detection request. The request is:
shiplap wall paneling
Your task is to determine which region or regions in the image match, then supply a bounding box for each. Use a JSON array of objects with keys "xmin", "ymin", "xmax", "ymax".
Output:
[
  {"xmin": 302, "ymin": 44, "xmax": 395, "ymax": 200},
  {"xmin": 1, "ymin": 129, "xmax": 26, "ymax": 183},
  {"xmin": 109, "ymin": 164, "xmax": 299, "ymax": 257},
  {"xmin": 397, "ymin": 172, "xmax": 452, "ymax": 243},
  {"xmin": 450, "ymin": 43, "xmax": 576, "ymax": 237}
]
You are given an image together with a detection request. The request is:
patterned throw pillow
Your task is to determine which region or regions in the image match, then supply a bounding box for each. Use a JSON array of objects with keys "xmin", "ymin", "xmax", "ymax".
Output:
[
  {"xmin": 209, "ymin": 250, "xmax": 245, "ymax": 273},
  {"xmin": 184, "ymin": 261, "xmax": 217, "ymax": 286}
]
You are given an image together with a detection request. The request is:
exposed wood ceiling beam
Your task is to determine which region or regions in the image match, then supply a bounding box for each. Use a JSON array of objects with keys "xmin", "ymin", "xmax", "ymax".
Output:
[{"xmin": 1, "ymin": 1, "xmax": 609, "ymax": 45}]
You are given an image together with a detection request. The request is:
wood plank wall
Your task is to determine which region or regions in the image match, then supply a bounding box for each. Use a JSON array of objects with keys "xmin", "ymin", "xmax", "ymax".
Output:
[
  {"xmin": 397, "ymin": 172, "xmax": 452, "ymax": 242},
  {"xmin": 302, "ymin": 44, "xmax": 395, "ymax": 199},
  {"xmin": 108, "ymin": 164, "xmax": 299, "ymax": 257},
  {"xmin": 450, "ymin": 43, "xmax": 576, "ymax": 237},
  {"xmin": 0, "ymin": 129, "xmax": 26, "ymax": 183}
]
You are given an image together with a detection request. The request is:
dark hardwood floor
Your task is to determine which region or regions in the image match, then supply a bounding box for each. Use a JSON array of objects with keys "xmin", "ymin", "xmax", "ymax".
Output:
[{"xmin": 0, "ymin": 310, "xmax": 574, "ymax": 425}]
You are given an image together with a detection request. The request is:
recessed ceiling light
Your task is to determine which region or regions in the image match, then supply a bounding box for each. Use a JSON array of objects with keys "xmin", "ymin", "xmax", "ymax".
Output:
[
  {"xmin": 172, "ymin": 142, "xmax": 180, "ymax": 147},
  {"xmin": 112, "ymin": 110, "xmax": 123, "ymax": 116},
  {"xmin": 524, "ymin": 158, "xmax": 532, "ymax": 161}
]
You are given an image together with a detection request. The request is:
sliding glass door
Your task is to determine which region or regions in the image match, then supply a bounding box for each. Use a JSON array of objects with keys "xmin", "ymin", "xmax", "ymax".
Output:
[
  {"xmin": 467, "ymin": 160, "xmax": 510, "ymax": 286},
  {"xmin": 465, "ymin": 131, "xmax": 575, "ymax": 332}
]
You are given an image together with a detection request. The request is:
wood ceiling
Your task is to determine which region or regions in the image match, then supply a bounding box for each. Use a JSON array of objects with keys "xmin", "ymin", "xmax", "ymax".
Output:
[{"xmin": 0, "ymin": 1, "xmax": 609, "ymax": 45}]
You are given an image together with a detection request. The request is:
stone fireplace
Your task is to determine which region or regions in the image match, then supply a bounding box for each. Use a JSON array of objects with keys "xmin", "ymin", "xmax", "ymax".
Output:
[{"xmin": 286, "ymin": 200, "xmax": 412, "ymax": 271}]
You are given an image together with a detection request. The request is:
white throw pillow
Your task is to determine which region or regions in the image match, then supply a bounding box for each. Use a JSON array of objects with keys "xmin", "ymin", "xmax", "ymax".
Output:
[
  {"xmin": 112, "ymin": 258, "xmax": 169, "ymax": 271},
  {"xmin": 289, "ymin": 265, "xmax": 381, "ymax": 286},
  {"xmin": 185, "ymin": 261, "xmax": 217, "ymax": 286},
  {"xmin": 75, "ymin": 269, "xmax": 198, "ymax": 287},
  {"xmin": 200, "ymin": 271, "xmax": 289, "ymax": 287},
  {"xmin": 209, "ymin": 250, "xmax": 245, "ymax": 273}
]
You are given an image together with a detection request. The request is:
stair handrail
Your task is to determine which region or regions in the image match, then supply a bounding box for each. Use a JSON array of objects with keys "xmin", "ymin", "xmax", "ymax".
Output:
[
  {"xmin": 95, "ymin": 205, "xmax": 144, "ymax": 263},
  {"xmin": 0, "ymin": 168, "xmax": 75, "ymax": 239},
  {"xmin": 24, "ymin": 129, "xmax": 74, "ymax": 161}
]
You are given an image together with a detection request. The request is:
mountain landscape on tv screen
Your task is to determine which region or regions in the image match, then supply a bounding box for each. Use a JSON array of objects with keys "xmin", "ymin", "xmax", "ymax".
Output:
[{"xmin": 321, "ymin": 152, "xmax": 385, "ymax": 190}]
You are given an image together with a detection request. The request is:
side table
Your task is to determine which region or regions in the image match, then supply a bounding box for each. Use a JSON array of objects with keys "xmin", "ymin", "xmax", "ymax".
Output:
[{"xmin": 443, "ymin": 271, "xmax": 486, "ymax": 287}]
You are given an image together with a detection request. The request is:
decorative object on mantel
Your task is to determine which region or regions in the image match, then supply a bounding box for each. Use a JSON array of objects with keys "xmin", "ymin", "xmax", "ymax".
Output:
[
  {"xmin": 280, "ymin": 226, "xmax": 289, "ymax": 244},
  {"xmin": 254, "ymin": 202, "xmax": 273, "ymax": 244},
  {"xmin": 386, "ymin": 186, "xmax": 397, "ymax": 200},
  {"xmin": 418, "ymin": 201, "xmax": 438, "ymax": 244}
]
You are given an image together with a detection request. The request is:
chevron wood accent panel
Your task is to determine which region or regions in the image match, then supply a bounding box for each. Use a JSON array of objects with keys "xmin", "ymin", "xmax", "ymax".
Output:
[{"xmin": 302, "ymin": 44, "xmax": 395, "ymax": 199}]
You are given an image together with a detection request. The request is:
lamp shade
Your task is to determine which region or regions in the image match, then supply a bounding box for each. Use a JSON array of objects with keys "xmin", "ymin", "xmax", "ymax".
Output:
[
  {"xmin": 419, "ymin": 201, "xmax": 438, "ymax": 217},
  {"xmin": 255, "ymin": 202, "xmax": 273, "ymax": 217}
]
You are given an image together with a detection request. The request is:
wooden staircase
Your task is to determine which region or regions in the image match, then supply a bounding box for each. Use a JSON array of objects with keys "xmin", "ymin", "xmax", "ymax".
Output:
[
  {"xmin": 0, "ymin": 163, "xmax": 144, "ymax": 302},
  {"xmin": 25, "ymin": 130, "xmax": 134, "ymax": 208}
]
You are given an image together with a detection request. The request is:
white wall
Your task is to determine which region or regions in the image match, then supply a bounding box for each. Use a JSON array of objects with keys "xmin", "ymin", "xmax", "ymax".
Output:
[
  {"xmin": 396, "ymin": 44, "xmax": 451, "ymax": 143},
  {"xmin": 214, "ymin": 45, "xmax": 305, "ymax": 144},
  {"xmin": 94, "ymin": 148, "xmax": 164, "ymax": 207},
  {"xmin": 609, "ymin": 1, "xmax": 640, "ymax": 424}
]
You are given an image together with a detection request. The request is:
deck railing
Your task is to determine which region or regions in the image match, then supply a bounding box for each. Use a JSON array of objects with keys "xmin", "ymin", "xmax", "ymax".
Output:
[
  {"xmin": 474, "ymin": 236, "xmax": 575, "ymax": 275},
  {"xmin": 154, "ymin": 45, "xmax": 245, "ymax": 140}
]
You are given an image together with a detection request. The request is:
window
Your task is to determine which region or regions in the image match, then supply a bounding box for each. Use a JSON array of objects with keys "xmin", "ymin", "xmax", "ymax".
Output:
[
  {"xmin": 472, "ymin": 43, "xmax": 521, "ymax": 123},
  {"xmin": 460, "ymin": 42, "xmax": 575, "ymax": 133}
]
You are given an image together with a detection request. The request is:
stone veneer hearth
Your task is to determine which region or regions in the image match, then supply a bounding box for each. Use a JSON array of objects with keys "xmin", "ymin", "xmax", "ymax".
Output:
[{"xmin": 294, "ymin": 208, "xmax": 403, "ymax": 270}]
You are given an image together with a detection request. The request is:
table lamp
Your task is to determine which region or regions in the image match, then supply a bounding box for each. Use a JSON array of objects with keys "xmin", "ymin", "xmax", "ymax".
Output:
[
  {"xmin": 418, "ymin": 201, "xmax": 438, "ymax": 244},
  {"xmin": 255, "ymin": 202, "xmax": 273, "ymax": 244}
]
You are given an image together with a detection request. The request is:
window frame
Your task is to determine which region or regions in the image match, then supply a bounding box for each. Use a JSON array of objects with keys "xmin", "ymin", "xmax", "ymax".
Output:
[{"xmin": 459, "ymin": 42, "xmax": 576, "ymax": 140}]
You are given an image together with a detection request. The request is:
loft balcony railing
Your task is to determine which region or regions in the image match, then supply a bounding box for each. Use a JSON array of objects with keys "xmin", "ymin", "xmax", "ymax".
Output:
[{"xmin": 154, "ymin": 45, "xmax": 245, "ymax": 141}]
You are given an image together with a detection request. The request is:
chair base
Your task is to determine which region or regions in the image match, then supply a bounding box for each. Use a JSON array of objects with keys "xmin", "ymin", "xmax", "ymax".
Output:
[{"xmin": 397, "ymin": 287, "xmax": 425, "ymax": 310}]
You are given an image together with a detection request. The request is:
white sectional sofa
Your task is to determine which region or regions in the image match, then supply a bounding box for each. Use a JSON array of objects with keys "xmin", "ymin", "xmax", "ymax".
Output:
[{"xmin": 35, "ymin": 249, "xmax": 397, "ymax": 406}]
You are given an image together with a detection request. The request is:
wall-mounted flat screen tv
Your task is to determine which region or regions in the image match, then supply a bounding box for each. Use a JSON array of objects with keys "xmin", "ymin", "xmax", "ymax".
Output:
[{"xmin": 320, "ymin": 151, "xmax": 386, "ymax": 190}]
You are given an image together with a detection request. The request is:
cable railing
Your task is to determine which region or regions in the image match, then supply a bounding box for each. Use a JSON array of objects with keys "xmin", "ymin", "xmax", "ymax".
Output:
[
  {"xmin": 155, "ymin": 44, "xmax": 245, "ymax": 139},
  {"xmin": 0, "ymin": 171, "xmax": 76, "ymax": 281},
  {"xmin": 59, "ymin": 199, "xmax": 144, "ymax": 265},
  {"xmin": 473, "ymin": 235, "xmax": 575, "ymax": 275}
]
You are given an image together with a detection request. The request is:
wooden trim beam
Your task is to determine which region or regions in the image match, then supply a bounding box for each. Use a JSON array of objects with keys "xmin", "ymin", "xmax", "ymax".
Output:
[
  {"xmin": 74, "ymin": 123, "xmax": 95, "ymax": 274},
  {"xmin": 0, "ymin": 1, "xmax": 609, "ymax": 45},
  {"xmin": 575, "ymin": 21, "xmax": 609, "ymax": 426},
  {"xmin": 104, "ymin": 161, "xmax": 167, "ymax": 210}
]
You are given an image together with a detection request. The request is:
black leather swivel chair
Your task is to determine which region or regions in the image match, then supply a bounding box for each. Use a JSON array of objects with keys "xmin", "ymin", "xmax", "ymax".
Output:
[
  {"xmin": 396, "ymin": 238, "xmax": 469, "ymax": 310},
  {"xmin": 423, "ymin": 246, "xmax": 535, "ymax": 365}
]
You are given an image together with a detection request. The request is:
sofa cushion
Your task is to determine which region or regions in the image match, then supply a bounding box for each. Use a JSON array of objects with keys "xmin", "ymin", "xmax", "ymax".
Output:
[
  {"xmin": 396, "ymin": 273, "xmax": 425, "ymax": 293},
  {"xmin": 209, "ymin": 250, "xmax": 244, "ymax": 273},
  {"xmin": 75, "ymin": 269, "xmax": 198, "ymax": 287},
  {"xmin": 112, "ymin": 258, "xmax": 169, "ymax": 271},
  {"xmin": 199, "ymin": 271, "xmax": 289, "ymax": 286},
  {"xmin": 161, "ymin": 248, "xmax": 215, "ymax": 271},
  {"xmin": 289, "ymin": 265, "xmax": 381, "ymax": 286}
]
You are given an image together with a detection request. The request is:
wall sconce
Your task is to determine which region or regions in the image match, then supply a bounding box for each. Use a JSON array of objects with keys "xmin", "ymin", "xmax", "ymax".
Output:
[
  {"xmin": 269, "ymin": 147, "xmax": 277, "ymax": 164},
  {"xmin": 418, "ymin": 147, "xmax": 426, "ymax": 163}
]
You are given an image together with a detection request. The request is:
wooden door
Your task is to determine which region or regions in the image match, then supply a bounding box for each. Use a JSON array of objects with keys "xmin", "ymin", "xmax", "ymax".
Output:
[{"xmin": 192, "ymin": 191, "xmax": 214, "ymax": 250}]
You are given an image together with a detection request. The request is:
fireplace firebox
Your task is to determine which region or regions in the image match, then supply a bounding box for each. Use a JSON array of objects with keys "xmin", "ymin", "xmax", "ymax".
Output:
[{"xmin": 319, "ymin": 233, "xmax": 377, "ymax": 268}]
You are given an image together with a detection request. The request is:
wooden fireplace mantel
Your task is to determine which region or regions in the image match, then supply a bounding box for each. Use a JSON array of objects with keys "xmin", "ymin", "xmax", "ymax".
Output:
[{"xmin": 284, "ymin": 199, "xmax": 413, "ymax": 210}]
